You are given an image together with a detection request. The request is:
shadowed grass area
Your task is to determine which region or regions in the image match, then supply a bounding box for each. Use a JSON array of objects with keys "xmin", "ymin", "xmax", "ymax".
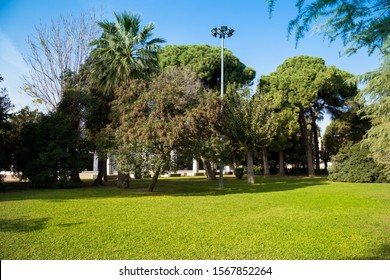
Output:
[{"xmin": 0, "ymin": 176, "xmax": 389, "ymax": 259}]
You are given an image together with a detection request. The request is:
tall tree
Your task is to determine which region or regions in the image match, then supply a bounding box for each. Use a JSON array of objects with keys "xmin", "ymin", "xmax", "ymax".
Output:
[
  {"xmin": 356, "ymin": 58, "xmax": 390, "ymax": 179},
  {"xmin": 0, "ymin": 75, "xmax": 13, "ymax": 177},
  {"xmin": 223, "ymin": 82, "xmax": 279, "ymax": 183},
  {"xmin": 113, "ymin": 68, "xmax": 213, "ymax": 191},
  {"xmin": 258, "ymin": 75, "xmax": 300, "ymax": 177},
  {"xmin": 90, "ymin": 11, "xmax": 166, "ymax": 92},
  {"xmin": 309, "ymin": 66, "xmax": 357, "ymax": 173},
  {"xmin": 267, "ymin": 0, "xmax": 390, "ymax": 55},
  {"xmin": 266, "ymin": 56, "xmax": 356, "ymax": 176},
  {"xmin": 23, "ymin": 10, "xmax": 99, "ymax": 110},
  {"xmin": 267, "ymin": 0, "xmax": 389, "ymax": 178},
  {"xmin": 89, "ymin": 11, "xmax": 165, "ymax": 188},
  {"xmin": 250, "ymin": 93, "xmax": 279, "ymax": 178},
  {"xmin": 159, "ymin": 44, "xmax": 255, "ymax": 179},
  {"xmin": 322, "ymin": 100, "xmax": 370, "ymax": 171},
  {"xmin": 223, "ymin": 83, "xmax": 254, "ymax": 182}
]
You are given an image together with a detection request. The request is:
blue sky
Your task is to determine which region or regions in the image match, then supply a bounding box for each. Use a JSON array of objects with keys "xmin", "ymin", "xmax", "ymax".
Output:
[{"xmin": 0, "ymin": 0, "xmax": 382, "ymax": 132}]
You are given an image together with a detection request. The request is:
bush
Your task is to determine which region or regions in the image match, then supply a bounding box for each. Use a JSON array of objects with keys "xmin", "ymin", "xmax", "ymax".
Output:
[
  {"xmin": 234, "ymin": 167, "xmax": 244, "ymax": 179},
  {"xmin": 253, "ymin": 165, "xmax": 263, "ymax": 175},
  {"xmin": 14, "ymin": 112, "xmax": 89, "ymax": 185},
  {"xmin": 328, "ymin": 142, "xmax": 388, "ymax": 183}
]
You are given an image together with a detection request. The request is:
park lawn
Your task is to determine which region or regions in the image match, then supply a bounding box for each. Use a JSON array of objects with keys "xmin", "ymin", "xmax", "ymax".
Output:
[{"xmin": 0, "ymin": 176, "xmax": 389, "ymax": 260}]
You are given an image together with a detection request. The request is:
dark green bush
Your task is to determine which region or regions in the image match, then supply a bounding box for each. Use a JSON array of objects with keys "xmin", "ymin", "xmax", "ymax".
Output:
[
  {"xmin": 14, "ymin": 112, "xmax": 89, "ymax": 185},
  {"xmin": 328, "ymin": 142, "xmax": 388, "ymax": 183},
  {"xmin": 234, "ymin": 167, "xmax": 244, "ymax": 179}
]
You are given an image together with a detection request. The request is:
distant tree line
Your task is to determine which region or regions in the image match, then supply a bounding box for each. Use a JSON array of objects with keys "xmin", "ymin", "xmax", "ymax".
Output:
[{"xmin": 1, "ymin": 2, "xmax": 389, "ymax": 187}]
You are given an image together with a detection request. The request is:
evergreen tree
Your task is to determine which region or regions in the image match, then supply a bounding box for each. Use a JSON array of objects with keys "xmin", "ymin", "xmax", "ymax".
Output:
[
  {"xmin": 89, "ymin": 11, "xmax": 165, "ymax": 188},
  {"xmin": 267, "ymin": 0, "xmax": 390, "ymax": 55}
]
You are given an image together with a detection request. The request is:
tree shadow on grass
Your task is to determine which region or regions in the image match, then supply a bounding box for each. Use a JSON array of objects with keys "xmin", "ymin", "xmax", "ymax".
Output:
[
  {"xmin": 0, "ymin": 176, "xmax": 330, "ymax": 201},
  {"xmin": 0, "ymin": 217, "xmax": 50, "ymax": 232},
  {"xmin": 355, "ymin": 243, "xmax": 390, "ymax": 260},
  {"xmin": 163, "ymin": 176, "xmax": 330, "ymax": 197}
]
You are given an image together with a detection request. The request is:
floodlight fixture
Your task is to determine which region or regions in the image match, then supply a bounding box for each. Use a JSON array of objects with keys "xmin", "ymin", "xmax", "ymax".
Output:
[{"xmin": 210, "ymin": 26, "xmax": 235, "ymax": 39}]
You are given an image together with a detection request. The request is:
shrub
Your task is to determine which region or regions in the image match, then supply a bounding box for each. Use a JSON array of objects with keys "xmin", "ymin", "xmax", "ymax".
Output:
[
  {"xmin": 14, "ymin": 112, "xmax": 89, "ymax": 185},
  {"xmin": 253, "ymin": 165, "xmax": 263, "ymax": 175},
  {"xmin": 328, "ymin": 142, "xmax": 388, "ymax": 183},
  {"xmin": 234, "ymin": 167, "xmax": 244, "ymax": 179}
]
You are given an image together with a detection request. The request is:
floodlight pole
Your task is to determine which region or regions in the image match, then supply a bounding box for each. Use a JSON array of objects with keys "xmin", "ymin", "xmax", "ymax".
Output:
[{"xmin": 211, "ymin": 26, "xmax": 234, "ymax": 189}]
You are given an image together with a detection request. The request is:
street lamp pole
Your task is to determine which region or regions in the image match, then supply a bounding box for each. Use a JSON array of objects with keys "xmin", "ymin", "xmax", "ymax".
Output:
[{"xmin": 211, "ymin": 26, "xmax": 234, "ymax": 188}]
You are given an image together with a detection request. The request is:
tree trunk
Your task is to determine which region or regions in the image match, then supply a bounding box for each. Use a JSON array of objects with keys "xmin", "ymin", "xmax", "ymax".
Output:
[
  {"xmin": 201, "ymin": 156, "xmax": 216, "ymax": 180},
  {"xmin": 117, "ymin": 171, "xmax": 130, "ymax": 188},
  {"xmin": 247, "ymin": 149, "xmax": 255, "ymax": 184},
  {"xmin": 148, "ymin": 167, "xmax": 160, "ymax": 192},
  {"xmin": 103, "ymin": 166, "xmax": 108, "ymax": 182},
  {"xmin": 299, "ymin": 110, "xmax": 315, "ymax": 177},
  {"xmin": 278, "ymin": 149, "xmax": 286, "ymax": 176},
  {"xmin": 93, "ymin": 158, "xmax": 106, "ymax": 186},
  {"xmin": 312, "ymin": 122, "xmax": 321, "ymax": 174},
  {"xmin": 262, "ymin": 147, "xmax": 271, "ymax": 177},
  {"xmin": 233, "ymin": 148, "xmax": 238, "ymax": 169}
]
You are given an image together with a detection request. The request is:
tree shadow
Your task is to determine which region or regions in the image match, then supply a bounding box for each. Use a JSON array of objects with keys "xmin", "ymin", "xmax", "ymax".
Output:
[
  {"xmin": 56, "ymin": 222, "xmax": 85, "ymax": 228},
  {"xmin": 0, "ymin": 176, "xmax": 330, "ymax": 201},
  {"xmin": 355, "ymin": 244, "xmax": 390, "ymax": 260},
  {"xmin": 162, "ymin": 176, "xmax": 330, "ymax": 197},
  {"xmin": 0, "ymin": 217, "xmax": 50, "ymax": 232}
]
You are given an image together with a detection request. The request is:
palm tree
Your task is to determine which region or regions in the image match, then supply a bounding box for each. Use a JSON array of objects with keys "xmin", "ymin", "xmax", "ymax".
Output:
[
  {"xmin": 89, "ymin": 11, "xmax": 165, "ymax": 187},
  {"xmin": 90, "ymin": 11, "xmax": 165, "ymax": 92}
]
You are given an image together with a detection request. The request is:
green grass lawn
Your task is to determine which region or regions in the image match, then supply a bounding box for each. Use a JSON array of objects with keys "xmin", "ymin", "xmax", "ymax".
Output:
[{"xmin": 1, "ymin": 176, "xmax": 389, "ymax": 260}]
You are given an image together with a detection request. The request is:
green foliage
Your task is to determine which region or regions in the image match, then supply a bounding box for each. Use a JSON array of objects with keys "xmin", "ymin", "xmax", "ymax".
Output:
[
  {"xmin": 328, "ymin": 142, "xmax": 388, "ymax": 183},
  {"xmin": 159, "ymin": 45, "xmax": 256, "ymax": 89},
  {"xmin": 322, "ymin": 102, "xmax": 370, "ymax": 158},
  {"xmin": 264, "ymin": 55, "xmax": 357, "ymax": 176},
  {"xmin": 267, "ymin": 0, "xmax": 390, "ymax": 55},
  {"xmin": 112, "ymin": 67, "xmax": 219, "ymax": 189},
  {"xmin": 13, "ymin": 112, "xmax": 89, "ymax": 185},
  {"xmin": 223, "ymin": 82, "xmax": 278, "ymax": 179},
  {"xmin": 90, "ymin": 11, "xmax": 165, "ymax": 92},
  {"xmin": 267, "ymin": 56, "xmax": 354, "ymax": 114},
  {"xmin": 356, "ymin": 57, "xmax": 390, "ymax": 178},
  {"xmin": 250, "ymin": 93, "xmax": 279, "ymax": 149},
  {"xmin": 253, "ymin": 165, "xmax": 263, "ymax": 175},
  {"xmin": 0, "ymin": 75, "xmax": 14, "ymax": 174},
  {"xmin": 234, "ymin": 167, "xmax": 244, "ymax": 179},
  {"xmin": 222, "ymin": 83, "xmax": 252, "ymax": 145}
]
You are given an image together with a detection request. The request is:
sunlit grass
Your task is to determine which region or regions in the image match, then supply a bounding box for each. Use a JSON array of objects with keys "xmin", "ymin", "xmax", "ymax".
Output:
[{"xmin": 0, "ymin": 176, "xmax": 389, "ymax": 259}]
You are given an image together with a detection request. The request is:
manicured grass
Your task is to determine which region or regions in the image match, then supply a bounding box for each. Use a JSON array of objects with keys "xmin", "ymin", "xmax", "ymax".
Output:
[{"xmin": 0, "ymin": 176, "xmax": 389, "ymax": 260}]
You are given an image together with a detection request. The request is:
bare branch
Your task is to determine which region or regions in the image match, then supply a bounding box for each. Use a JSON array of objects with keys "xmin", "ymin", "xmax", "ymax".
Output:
[{"xmin": 22, "ymin": 10, "xmax": 100, "ymax": 111}]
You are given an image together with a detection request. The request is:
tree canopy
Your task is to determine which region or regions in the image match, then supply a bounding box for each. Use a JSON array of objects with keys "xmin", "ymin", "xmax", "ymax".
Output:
[
  {"xmin": 264, "ymin": 55, "xmax": 357, "ymax": 176},
  {"xmin": 159, "ymin": 44, "xmax": 256, "ymax": 89},
  {"xmin": 267, "ymin": 0, "xmax": 390, "ymax": 55},
  {"xmin": 112, "ymin": 67, "xmax": 219, "ymax": 191},
  {"xmin": 90, "ymin": 11, "xmax": 166, "ymax": 93},
  {"xmin": 356, "ymin": 58, "xmax": 390, "ymax": 179},
  {"xmin": 13, "ymin": 112, "xmax": 89, "ymax": 185},
  {"xmin": 0, "ymin": 75, "xmax": 13, "ymax": 175}
]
